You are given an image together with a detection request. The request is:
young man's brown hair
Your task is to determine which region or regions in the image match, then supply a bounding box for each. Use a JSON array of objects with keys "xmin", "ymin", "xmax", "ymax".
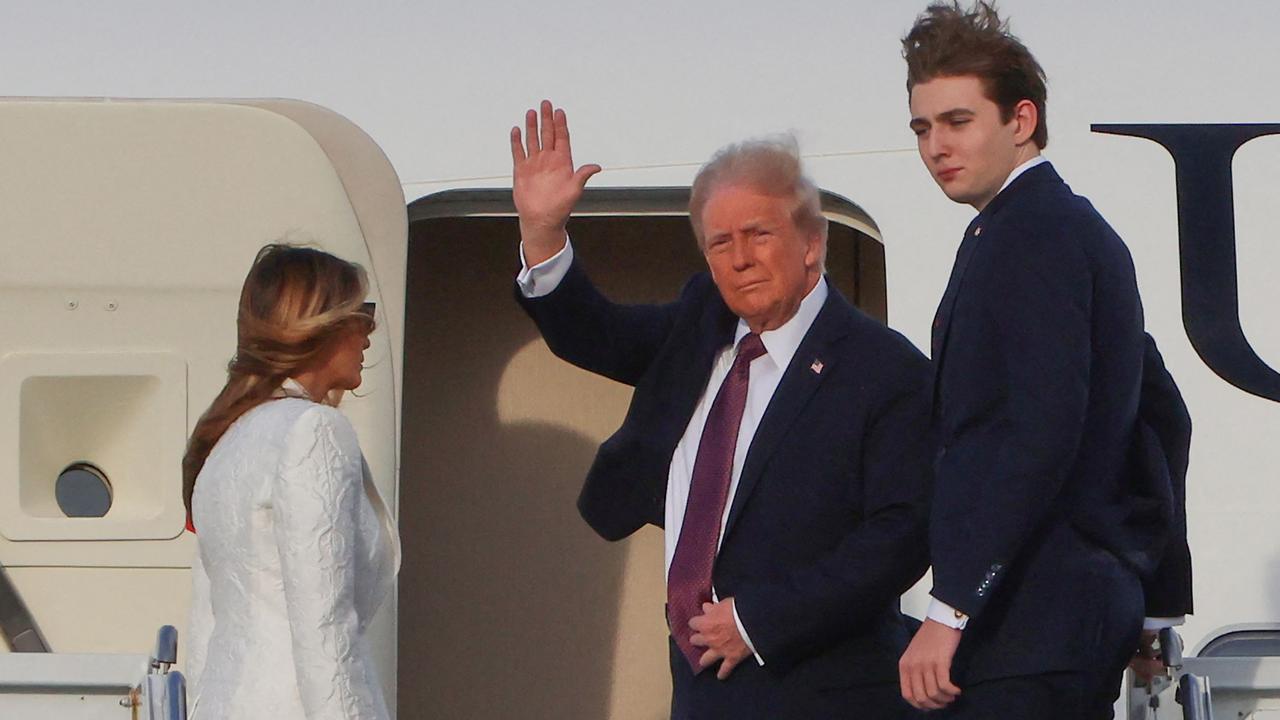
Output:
[{"xmin": 902, "ymin": 1, "xmax": 1049, "ymax": 148}]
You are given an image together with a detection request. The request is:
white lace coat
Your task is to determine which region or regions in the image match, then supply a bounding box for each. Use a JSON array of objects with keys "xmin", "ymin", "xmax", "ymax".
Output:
[{"xmin": 186, "ymin": 392, "xmax": 400, "ymax": 720}]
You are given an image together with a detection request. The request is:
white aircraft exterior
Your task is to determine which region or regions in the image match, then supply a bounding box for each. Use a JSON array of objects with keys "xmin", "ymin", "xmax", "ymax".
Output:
[{"xmin": 0, "ymin": 2, "xmax": 1277, "ymax": 718}]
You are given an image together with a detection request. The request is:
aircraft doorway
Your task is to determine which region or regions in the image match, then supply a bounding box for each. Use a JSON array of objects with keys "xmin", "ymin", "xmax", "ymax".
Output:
[{"xmin": 400, "ymin": 188, "xmax": 885, "ymax": 719}]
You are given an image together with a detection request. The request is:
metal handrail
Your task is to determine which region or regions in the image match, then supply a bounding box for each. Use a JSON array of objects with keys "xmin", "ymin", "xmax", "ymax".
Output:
[
  {"xmin": 0, "ymin": 563, "xmax": 49, "ymax": 652},
  {"xmin": 1176, "ymin": 673, "xmax": 1214, "ymax": 720},
  {"xmin": 122, "ymin": 625, "xmax": 188, "ymax": 720}
]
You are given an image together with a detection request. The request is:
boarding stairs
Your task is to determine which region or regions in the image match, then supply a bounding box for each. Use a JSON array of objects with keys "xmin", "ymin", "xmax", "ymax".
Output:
[{"xmin": 1129, "ymin": 624, "xmax": 1280, "ymax": 719}]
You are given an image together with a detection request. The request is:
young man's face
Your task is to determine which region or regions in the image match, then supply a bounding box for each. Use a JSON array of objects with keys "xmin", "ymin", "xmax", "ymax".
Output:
[{"xmin": 908, "ymin": 75, "xmax": 1031, "ymax": 211}]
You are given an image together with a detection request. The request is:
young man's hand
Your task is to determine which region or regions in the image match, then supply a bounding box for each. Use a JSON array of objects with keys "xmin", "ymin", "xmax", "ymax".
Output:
[{"xmin": 899, "ymin": 619, "xmax": 963, "ymax": 710}]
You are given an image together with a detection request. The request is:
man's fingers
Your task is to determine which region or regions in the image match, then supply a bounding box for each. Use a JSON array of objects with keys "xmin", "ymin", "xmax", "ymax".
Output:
[
  {"xmin": 921, "ymin": 665, "xmax": 938, "ymax": 700},
  {"xmin": 525, "ymin": 109, "xmax": 539, "ymax": 155},
  {"xmin": 716, "ymin": 654, "xmax": 739, "ymax": 680},
  {"xmin": 912, "ymin": 667, "xmax": 942, "ymax": 710},
  {"xmin": 509, "ymin": 127, "xmax": 526, "ymax": 166},
  {"xmin": 539, "ymin": 100, "xmax": 555, "ymax": 153},
  {"xmin": 574, "ymin": 164, "xmax": 603, "ymax": 189},
  {"xmin": 1130, "ymin": 658, "xmax": 1152, "ymax": 686},
  {"xmin": 921, "ymin": 666, "xmax": 945, "ymax": 707},
  {"xmin": 937, "ymin": 662, "xmax": 962, "ymax": 698},
  {"xmin": 688, "ymin": 614, "xmax": 704, "ymax": 632},
  {"xmin": 554, "ymin": 107, "xmax": 571, "ymax": 155},
  {"xmin": 689, "ymin": 632, "xmax": 708, "ymax": 648},
  {"xmin": 1130, "ymin": 656, "xmax": 1163, "ymax": 685},
  {"xmin": 698, "ymin": 648, "xmax": 719, "ymax": 669},
  {"xmin": 907, "ymin": 669, "xmax": 929, "ymax": 709},
  {"xmin": 927, "ymin": 666, "xmax": 960, "ymax": 707},
  {"xmin": 932, "ymin": 664, "xmax": 961, "ymax": 707}
]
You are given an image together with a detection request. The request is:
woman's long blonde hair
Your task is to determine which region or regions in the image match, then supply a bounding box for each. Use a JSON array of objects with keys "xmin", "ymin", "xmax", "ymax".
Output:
[{"xmin": 182, "ymin": 244, "xmax": 374, "ymax": 517}]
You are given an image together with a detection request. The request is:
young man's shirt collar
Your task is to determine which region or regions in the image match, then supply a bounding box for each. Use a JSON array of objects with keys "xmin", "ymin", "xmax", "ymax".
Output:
[{"xmin": 998, "ymin": 155, "xmax": 1048, "ymax": 195}]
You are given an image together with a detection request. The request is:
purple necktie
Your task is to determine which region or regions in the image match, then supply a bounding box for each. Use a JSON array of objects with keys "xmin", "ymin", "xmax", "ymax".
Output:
[{"xmin": 667, "ymin": 332, "xmax": 767, "ymax": 673}]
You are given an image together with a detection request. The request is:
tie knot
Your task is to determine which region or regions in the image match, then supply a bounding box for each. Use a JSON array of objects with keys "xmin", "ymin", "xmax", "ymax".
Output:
[{"xmin": 736, "ymin": 333, "xmax": 767, "ymax": 364}]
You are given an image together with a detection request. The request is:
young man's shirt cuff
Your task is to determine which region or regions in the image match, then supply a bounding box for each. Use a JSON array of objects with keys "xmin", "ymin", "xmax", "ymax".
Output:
[{"xmin": 927, "ymin": 597, "xmax": 969, "ymax": 630}]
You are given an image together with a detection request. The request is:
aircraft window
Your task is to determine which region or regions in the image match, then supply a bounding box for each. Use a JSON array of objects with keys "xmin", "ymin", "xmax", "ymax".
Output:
[
  {"xmin": 54, "ymin": 462, "xmax": 112, "ymax": 518},
  {"xmin": 1198, "ymin": 627, "xmax": 1280, "ymax": 658}
]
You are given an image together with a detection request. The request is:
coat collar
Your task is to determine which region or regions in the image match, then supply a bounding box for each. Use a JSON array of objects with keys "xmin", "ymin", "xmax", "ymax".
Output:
[
  {"xmin": 977, "ymin": 159, "xmax": 1059, "ymax": 221},
  {"xmin": 275, "ymin": 377, "xmax": 314, "ymax": 401}
]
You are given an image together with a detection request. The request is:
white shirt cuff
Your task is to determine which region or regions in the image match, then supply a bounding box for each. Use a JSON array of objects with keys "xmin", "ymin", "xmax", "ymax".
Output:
[
  {"xmin": 1144, "ymin": 616, "xmax": 1186, "ymax": 630},
  {"xmin": 516, "ymin": 236, "xmax": 573, "ymax": 298},
  {"xmin": 731, "ymin": 603, "xmax": 766, "ymax": 666},
  {"xmin": 927, "ymin": 597, "xmax": 969, "ymax": 630}
]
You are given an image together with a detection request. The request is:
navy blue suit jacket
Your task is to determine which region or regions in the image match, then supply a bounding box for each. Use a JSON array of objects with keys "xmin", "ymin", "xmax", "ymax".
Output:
[
  {"xmin": 518, "ymin": 258, "xmax": 933, "ymax": 717},
  {"xmin": 930, "ymin": 162, "xmax": 1191, "ymax": 683}
]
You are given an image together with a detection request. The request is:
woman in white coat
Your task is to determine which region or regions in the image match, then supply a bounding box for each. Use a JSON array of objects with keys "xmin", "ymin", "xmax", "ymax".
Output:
[{"xmin": 184, "ymin": 244, "xmax": 400, "ymax": 719}]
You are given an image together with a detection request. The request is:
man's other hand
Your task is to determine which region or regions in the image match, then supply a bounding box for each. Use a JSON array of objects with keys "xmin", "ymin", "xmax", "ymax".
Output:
[
  {"xmin": 689, "ymin": 599, "xmax": 750, "ymax": 680},
  {"xmin": 510, "ymin": 99, "xmax": 601, "ymax": 265},
  {"xmin": 1130, "ymin": 630, "xmax": 1166, "ymax": 687},
  {"xmin": 899, "ymin": 618, "xmax": 963, "ymax": 710}
]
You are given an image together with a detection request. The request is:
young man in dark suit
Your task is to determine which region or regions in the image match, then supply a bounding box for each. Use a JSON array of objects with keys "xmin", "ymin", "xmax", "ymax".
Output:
[
  {"xmin": 509, "ymin": 101, "xmax": 934, "ymax": 718},
  {"xmin": 896, "ymin": 3, "xmax": 1192, "ymax": 718}
]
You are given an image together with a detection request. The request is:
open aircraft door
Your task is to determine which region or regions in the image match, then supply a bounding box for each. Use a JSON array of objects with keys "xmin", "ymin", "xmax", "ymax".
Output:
[
  {"xmin": 0, "ymin": 97, "xmax": 407, "ymax": 716},
  {"xmin": 398, "ymin": 187, "xmax": 887, "ymax": 718}
]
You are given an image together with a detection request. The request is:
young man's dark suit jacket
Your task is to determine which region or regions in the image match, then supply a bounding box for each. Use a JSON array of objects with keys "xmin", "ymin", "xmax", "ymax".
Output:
[
  {"xmin": 929, "ymin": 162, "xmax": 1193, "ymax": 700},
  {"xmin": 518, "ymin": 258, "xmax": 934, "ymax": 719}
]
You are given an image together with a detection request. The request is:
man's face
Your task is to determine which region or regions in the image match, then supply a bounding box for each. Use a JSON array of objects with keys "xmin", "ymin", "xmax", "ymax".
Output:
[
  {"xmin": 700, "ymin": 184, "xmax": 823, "ymax": 333},
  {"xmin": 908, "ymin": 75, "xmax": 1026, "ymax": 211}
]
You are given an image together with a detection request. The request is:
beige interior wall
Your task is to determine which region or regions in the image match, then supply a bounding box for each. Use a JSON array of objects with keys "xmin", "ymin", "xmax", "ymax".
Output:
[{"xmin": 399, "ymin": 215, "xmax": 867, "ymax": 719}]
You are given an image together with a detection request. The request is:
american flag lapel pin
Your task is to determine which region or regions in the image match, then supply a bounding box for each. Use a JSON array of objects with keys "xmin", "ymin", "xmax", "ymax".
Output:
[{"xmin": 810, "ymin": 358, "xmax": 824, "ymax": 375}]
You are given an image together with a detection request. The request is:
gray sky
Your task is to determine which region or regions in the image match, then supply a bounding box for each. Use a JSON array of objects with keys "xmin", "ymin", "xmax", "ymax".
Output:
[{"xmin": 6, "ymin": 1, "xmax": 1277, "ymax": 187}]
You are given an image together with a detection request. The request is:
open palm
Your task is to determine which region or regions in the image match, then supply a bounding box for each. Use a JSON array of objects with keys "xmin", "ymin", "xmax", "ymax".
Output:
[{"xmin": 510, "ymin": 100, "xmax": 601, "ymax": 255}]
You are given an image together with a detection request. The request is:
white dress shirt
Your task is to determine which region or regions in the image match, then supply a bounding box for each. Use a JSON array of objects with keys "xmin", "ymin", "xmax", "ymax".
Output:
[
  {"xmin": 925, "ymin": 155, "xmax": 1184, "ymax": 632},
  {"xmin": 999, "ymin": 154, "xmax": 1047, "ymax": 193},
  {"xmin": 519, "ymin": 238, "xmax": 829, "ymax": 664}
]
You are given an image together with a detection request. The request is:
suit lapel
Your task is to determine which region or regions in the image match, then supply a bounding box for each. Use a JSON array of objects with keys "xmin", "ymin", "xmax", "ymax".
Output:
[
  {"xmin": 931, "ymin": 162, "xmax": 1060, "ymax": 370},
  {"xmin": 931, "ymin": 225, "xmax": 982, "ymax": 363},
  {"xmin": 721, "ymin": 288, "xmax": 853, "ymax": 542}
]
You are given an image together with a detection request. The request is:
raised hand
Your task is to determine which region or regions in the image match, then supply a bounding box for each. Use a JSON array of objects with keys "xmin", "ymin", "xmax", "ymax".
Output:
[{"xmin": 510, "ymin": 99, "xmax": 602, "ymax": 265}]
